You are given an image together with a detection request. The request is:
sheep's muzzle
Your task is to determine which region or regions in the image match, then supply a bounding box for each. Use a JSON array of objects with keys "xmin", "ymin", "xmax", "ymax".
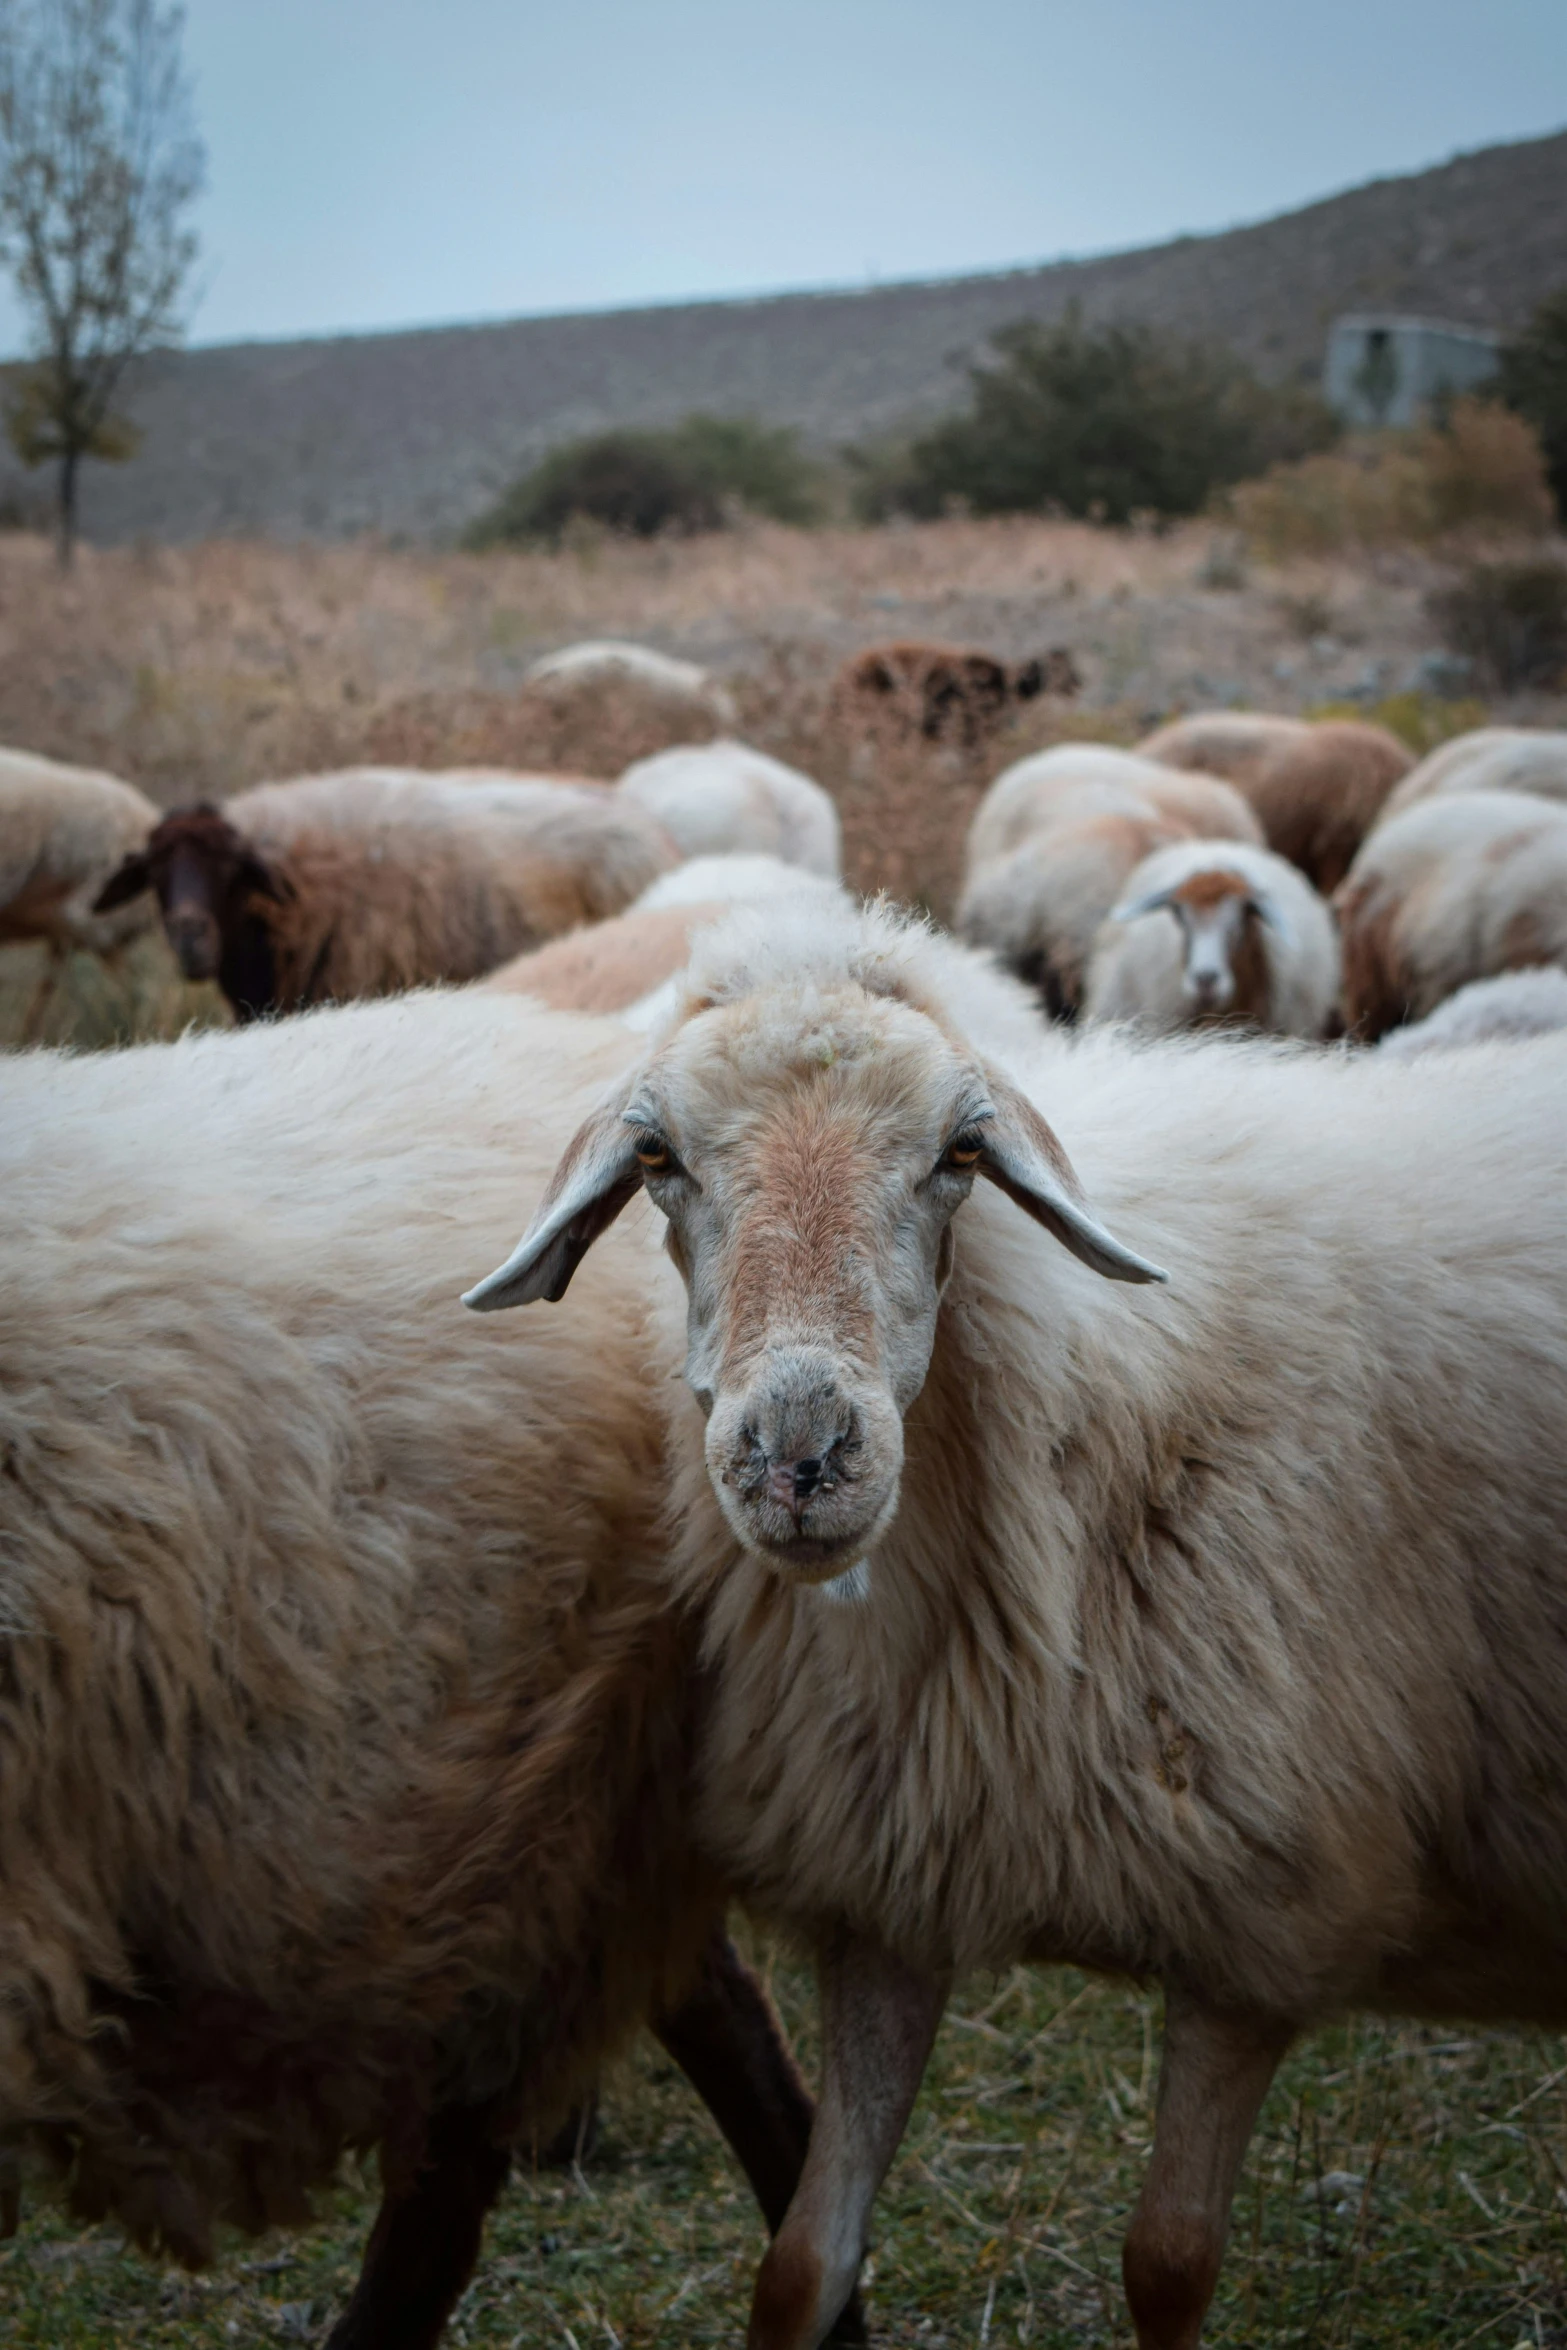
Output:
[{"xmin": 705, "ymin": 1343, "xmax": 904, "ymax": 1579}]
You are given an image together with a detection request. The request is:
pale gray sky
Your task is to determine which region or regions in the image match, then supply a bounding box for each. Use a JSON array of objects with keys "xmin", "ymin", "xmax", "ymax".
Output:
[{"xmin": 2, "ymin": 0, "xmax": 1565, "ymax": 353}]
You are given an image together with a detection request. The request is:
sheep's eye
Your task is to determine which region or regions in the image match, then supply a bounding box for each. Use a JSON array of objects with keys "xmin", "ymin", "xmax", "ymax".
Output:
[
  {"xmin": 634, "ymin": 1133, "xmax": 674, "ymax": 1174},
  {"xmin": 943, "ymin": 1131, "xmax": 986, "ymax": 1171}
]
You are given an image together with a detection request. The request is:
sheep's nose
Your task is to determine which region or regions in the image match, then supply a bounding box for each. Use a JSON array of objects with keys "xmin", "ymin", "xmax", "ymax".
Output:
[{"xmin": 767, "ymin": 1454, "xmax": 826, "ymax": 1511}]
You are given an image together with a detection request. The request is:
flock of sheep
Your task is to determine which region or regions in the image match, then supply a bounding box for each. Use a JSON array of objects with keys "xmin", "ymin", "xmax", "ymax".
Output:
[{"xmin": 4, "ymin": 637, "xmax": 1567, "ymax": 2350}]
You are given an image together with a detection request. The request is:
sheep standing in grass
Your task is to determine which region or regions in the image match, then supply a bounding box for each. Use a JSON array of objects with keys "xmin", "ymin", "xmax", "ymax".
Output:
[
  {"xmin": 1137, "ymin": 711, "xmax": 1412, "ymax": 893},
  {"xmin": 1, "ymin": 748, "xmax": 160, "ymax": 1036},
  {"xmin": 1334, "ymin": 789, "xmax": 1567, "ymax": 1040},
  {"xmin": 523, "ymin": 640, "xmax": 738, "ymax": 730},
  {"xmin": 1380, "ymin": 725, "xmax": 1567, "ymax": 818},
  {"xmin": 616, "ymin": 742, "xmax": 842, "ymax": 877},
  {"xmin": 1084, "ymin": 839, "xmax": 1341, "ymax": 1039},
  {"xmin": 959, "ymin": 744, "xmax": 1262, "ymax": 1017},
  {"xmin": 829, "ymin": 641, "xmax": 1080, "ymax": 749},
  {"xmin": 93, "ymin": 767, "xmax": 677, "ymax": 1021},
  {"xmin": 0, "ymin": 988, "xmax": 863, "ymax": 2350},
  {"xmin": 471, "ymin": 893, "xmax": 1567, "ymax": 2350}
]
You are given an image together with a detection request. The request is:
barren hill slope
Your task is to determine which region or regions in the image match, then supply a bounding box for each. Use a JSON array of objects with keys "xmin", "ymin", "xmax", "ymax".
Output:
[{"xmin": 10, "ymin": 125, "xmax": 1565, "ymax": 547}]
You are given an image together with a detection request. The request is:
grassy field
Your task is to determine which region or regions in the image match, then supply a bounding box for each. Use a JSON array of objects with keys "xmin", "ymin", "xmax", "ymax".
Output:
[{"xmin": 3, "ymin": 1946, "xmax": 1565, "ymax": 2348}]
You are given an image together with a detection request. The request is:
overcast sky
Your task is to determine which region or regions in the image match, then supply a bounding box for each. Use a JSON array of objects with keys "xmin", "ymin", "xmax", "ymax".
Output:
[{"xmin": 1, "ymin": 0, "xmax": 1564, "ymax": 354}]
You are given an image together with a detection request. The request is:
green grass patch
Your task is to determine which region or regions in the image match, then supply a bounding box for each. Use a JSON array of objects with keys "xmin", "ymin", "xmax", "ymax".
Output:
[{"xmin": 4, "ymin": 1953, "xmax": 1564, "ymax": 2346}]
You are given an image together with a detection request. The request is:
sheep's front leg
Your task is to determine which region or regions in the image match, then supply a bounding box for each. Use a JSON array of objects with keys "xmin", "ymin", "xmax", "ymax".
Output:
[
  {"xmin": 325, "ymin": 2099, "xmax": 512, "ymax": 2350},
  {"xmin": 748, "ymin": 1928, "xmax": 947, "ymax": 2350},
  {"xmin": 1121, "ymin": 1987, "xmax": 1292, "ymax": 2350}
]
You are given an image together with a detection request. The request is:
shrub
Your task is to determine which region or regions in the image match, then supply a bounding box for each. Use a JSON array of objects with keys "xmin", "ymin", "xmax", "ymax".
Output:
[
  {"xmin": 466, "ymin": 414, "xmax": 822, "ymax": 547},
  {"xmin": 1232, "ymin": 399, "xmax": 1555, "ymax": 559},
  {"xmin": 1496, "ymin": 286, "xmax": 1567, "ymax": 521},
  {"xmin": 1427, "ymin": 558, "xmax": 1567, "ymax": 692},
  {"xmin": 849, "ymin": 311, "xmax": 1337, "ymax": 527}
]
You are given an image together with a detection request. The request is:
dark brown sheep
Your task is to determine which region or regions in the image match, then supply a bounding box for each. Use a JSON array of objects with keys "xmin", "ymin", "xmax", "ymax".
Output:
[{"xmin": 831, "ymin": 640, "xmax": 1080, "ymax": 749}]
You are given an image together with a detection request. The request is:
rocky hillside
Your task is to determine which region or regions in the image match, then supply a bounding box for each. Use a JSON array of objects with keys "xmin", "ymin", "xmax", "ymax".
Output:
[{"xmin": 7, "ymin": 125, "xmax": 1564, "ymax": 547}]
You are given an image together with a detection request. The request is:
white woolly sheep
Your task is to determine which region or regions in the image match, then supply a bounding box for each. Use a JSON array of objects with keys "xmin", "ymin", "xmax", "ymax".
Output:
[
  {"xmin": 523, "ymin": 640, "xmax": 738, "ymax": 730},
  {"xmin": 1, "ymin": 747, "xmax": 160, "ymax": 1036},
  {"xmin": 92, "ymin": 766, "xmax": 677, "ymax": 1022},
  {"xmin": 1377, "ymin": 966, "xmax": 1567, "ymax": 1057},
  {"xmin": 469, "ymin": 892, "xmax": 1567, "ymax": 2350},
  {"xmin": 1138, "ymin": 710, "xmax": 1412, "ymax": 892},
  {"xmin": 0, "ymin": 988, "xmax": 862, "ymax": 2350},
  {"xmin": 959, "ymin": 744, "xmax": 1263, "ymax": 1017},
  {"xmin": 1084, "ymin": 838, "xmax": 1341, "ymax": 1039},
  {"xmin": 1334, "ymin": 788, "xmax": 1567, "ymax": 1040},
  {"xmin": 617, "ymin": 742, "xmax": 842, "ymax": 878},
  {"xmin": 1381, "ymin": 726, "xmax": 1567, "ymax": 819}
]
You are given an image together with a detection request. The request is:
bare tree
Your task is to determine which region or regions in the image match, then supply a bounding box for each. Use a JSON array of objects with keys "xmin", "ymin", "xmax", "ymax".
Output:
[{"xmin": 0, "ymin": 0, "xmax": 204, "ymax": 562}]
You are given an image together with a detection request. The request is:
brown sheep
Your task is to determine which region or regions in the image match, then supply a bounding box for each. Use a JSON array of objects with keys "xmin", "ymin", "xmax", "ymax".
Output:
[
  {"xmin": 1138, "ymin": 711, "xmax": 1412, "ymax": 893},
  {"xmin": 830, "ymin": 640, "xmax": 1080, "ymax": 749},
  {"xmin": 1334, "ymin": 788, "xmax": 1567, "ymax": 1040},
  {"xmin": 468, "ymin": 894, "xmax": 1567, "ymax": 2350},
  {"xmin": 0, "ymin": 987, "xmax": 863, "ymax": 2350},
  {"xmin": 92, "ymin": 768, "xmax": 677, "ymax": 1022},
  {"xmin": 959, "ymin": 745, "xmax": 1263, "ymax": 1018}
]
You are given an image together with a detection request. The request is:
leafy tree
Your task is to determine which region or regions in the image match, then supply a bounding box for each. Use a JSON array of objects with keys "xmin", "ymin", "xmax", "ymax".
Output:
[
  {"xmin": 466, "ymin": 413, "xmax": 822, "ymax": 548},
  {"xmin": 1496, "ymin": 287, "xmax": 1567, "ymax": 521},
  {"xmin": 0, "ymin": 0, "xmax": 204, "ymax": 562},
  {"xmin": 854, "ymin": 309, "xmax": 1337, "ymax": 527}
]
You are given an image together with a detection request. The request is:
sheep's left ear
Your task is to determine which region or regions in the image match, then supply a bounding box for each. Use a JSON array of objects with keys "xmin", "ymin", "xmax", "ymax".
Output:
[
  {"xmin": 973, "ymin": 1063, "xmax": 1168, "ymax": 1286},
  {"xmin": 464, "ymin": 1075, "xmax": 643, "ymax": 1310}
]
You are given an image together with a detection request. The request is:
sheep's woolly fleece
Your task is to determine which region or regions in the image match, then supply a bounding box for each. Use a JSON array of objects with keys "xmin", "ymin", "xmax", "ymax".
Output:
[
  {"xmin": 0, "ymin": 988, "xmax": 715, "ymax": 2259},
  {"xmin": 565, "ymin": 896, "xmax": 1567, "ymax": 2025}
]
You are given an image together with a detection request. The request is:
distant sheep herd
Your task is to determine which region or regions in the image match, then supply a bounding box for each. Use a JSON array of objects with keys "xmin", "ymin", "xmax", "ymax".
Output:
[{"xmin": 4, "ymin": 631, "xmax": 1567, "ymax": 2350}]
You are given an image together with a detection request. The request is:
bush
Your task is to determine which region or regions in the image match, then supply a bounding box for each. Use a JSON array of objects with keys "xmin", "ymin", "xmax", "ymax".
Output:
[
  {"xmin": 1496, "ymin": 286, "xmax": 1567, "ymax": 521},
  {"xmin": 849, "ymin": 310, "xmax": 1337, "ymax": 527},
  {"xmin": 1231, "ymin": 399, "xmax": 1555, "ymax": 559},
  {"xmin": 466, "ymin": 414, "xmax": 822, "ymax": 547},
  {"xmin": 1427, "ymin": 558, "xmax": 1567, "ymax": 692}
]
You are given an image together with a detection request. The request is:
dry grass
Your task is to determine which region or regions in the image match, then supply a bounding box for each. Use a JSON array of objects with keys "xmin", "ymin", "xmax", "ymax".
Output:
[
  {"xmin": 3, "ymin": 1942, "xmax": 1565, "ymax": 2348},
  {"xmin": 5, "ymin": 513, "xmax": 1562, "ymax": 932}
]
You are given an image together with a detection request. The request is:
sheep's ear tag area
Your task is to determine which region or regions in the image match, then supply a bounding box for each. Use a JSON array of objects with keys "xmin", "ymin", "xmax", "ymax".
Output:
[
  {"xmin": 463, "ymin": 1107, "xmax": 642, "ymax": 1311},
  {"xmin": 974, "ymin": 1066, "xmax": 1169, "ymax": 1288}
]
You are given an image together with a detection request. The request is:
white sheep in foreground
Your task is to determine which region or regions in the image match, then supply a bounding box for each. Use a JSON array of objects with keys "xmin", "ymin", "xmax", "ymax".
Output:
[
  {"xmin": 523, "ymin": 639, "xmax": 738, "ymax": 729},
  {"xmin": 0, "ymin": 989, "xmax": 861, "ymax": 2349},
  {"xmin": 1084, "ymin": 838, "xmax": 1341, "ymax": 1039},
  {"xmin": 1376, "ymin": 965, "xmax": 1567, "ymax": 1056},
  {"xmin": 1335, "ymin": 788, "xmax": 1567, "ymax": 1040},
  {"xmin": 1381, "ymin": 726, "xmax": 1567, "ymax": 819},
  {"xmin": 1, "ymin": 747, "xmax": 160, "ymax": 1035},
  {"xmin": 959, "ymin": 744, "xmax": 1263, "ymax": 1017},
  {"xmin": 469, "ymin": 894, "xmax": 1567, "ymax": 2350},
  {"xmin": 617, "ymin": 742, "xmax": 842, "ymax": 878}
]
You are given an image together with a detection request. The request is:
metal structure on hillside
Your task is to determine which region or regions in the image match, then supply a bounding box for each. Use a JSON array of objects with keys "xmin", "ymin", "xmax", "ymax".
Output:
[{"xmin": 1323, "ymin": 313, "xmax": 1500, "ymax": 428}]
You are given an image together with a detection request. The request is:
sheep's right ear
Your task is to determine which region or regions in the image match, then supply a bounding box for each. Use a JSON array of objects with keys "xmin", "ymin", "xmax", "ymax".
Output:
[
  {"xmin": 92, "ymin": 850, "xmax": 153, "ymax": 912},
  {"xmin": 1109, "ymin": 882, "xmax": 1176, "ymax": 925},
  {"xmin": 463, "ymin": 1079, "xmax": 643, "ymax": 1311}
]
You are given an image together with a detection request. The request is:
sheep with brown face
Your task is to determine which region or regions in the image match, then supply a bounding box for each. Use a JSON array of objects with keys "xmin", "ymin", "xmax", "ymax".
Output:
[
  {"xmin": 958, "ymin": 744, "xmax": 1263, "ymax": 1018},
  {"xmin": 94, "ymin": 768, "xmax": 677, "ymax": 1022},
  {"xmin": 1334, "ymin": 788, "xmax": 1567, "ymax": 1041},
  {"xmin": 1138, "ymin": 711, "xmax": 1412, "ymax": 893},
  {"xmin": 1084, "ymin": 838, "xmax": 1341, "ymax": 1038},
  {"xmin": 0, "ymin": 985, "xmax": 864, "ymax": 2350},
  {"xmin": 471, "ymin": 894, "xmax": 1567, "ymax": 2350},
  {"xmin": 831, "ymin": 641, "xmax": 1079, "ymax": 750}
]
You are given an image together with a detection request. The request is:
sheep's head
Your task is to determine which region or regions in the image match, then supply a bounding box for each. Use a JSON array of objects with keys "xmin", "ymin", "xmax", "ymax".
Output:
[
  {"xmin": 1114, "ymin": 864, "xmax": 1285, "ymax": 1019},
  {"xmin": 467, "ymin": 913, "xmax": 1165, "ymax": 1583},
  {"xmin": 95, "ymin": 805, "xmax": 289, "ymax": 1008}
]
